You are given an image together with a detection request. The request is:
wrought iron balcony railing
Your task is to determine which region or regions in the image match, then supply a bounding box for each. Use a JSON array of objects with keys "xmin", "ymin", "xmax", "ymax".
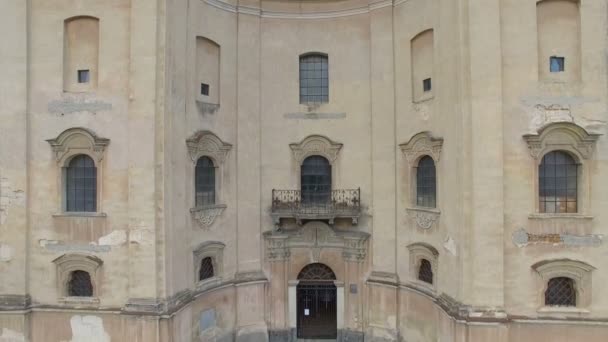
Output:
[{"xmin": 271, "ymin": 188, "xmax": 361, "ymax": 226}]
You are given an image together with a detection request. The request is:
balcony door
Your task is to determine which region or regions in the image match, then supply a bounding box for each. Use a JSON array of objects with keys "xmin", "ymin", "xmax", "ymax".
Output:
[{"xmin": 301, "ymin": 156, "xmax": 331, "ymax": 205}]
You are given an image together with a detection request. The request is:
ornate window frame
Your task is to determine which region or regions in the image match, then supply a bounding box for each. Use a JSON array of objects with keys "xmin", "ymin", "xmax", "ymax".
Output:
[
  {"xmin": 47, "ymin": 127, "xmax": 109, "ymax": 215},
  {"xmin": 52, "ymin": 253, "xmax": 103, "ymax": 305},
  {"xmin": 407, "ymin": 242, "xmax": 438, "ymax": 292},
  {"xmin": 186, "ymin": 131, "xmax": 232, "ymax": 228},
  {"xmin": 193, "ymin": 241, "xmax": 225, "ymax": 290},
  {"xmin": 523, "ymin": 122, "xmax": 600, "ymax": 217},
  {"xmin": 400, "ymin": 132, "xmax": 443, "ymax": 229},
  {"xmin": 290, "ymin": 135, "xmax": 343, "ymax": 189},
  {"xmin": 532, "ymin": 259, "xmax": 594, "ymax": 314}
]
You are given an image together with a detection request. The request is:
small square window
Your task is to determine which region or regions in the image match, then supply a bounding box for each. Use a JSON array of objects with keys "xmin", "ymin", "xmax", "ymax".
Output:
[
  {"xmin": 77, "ymin": 70, "xmax": 90, "ymax": 84},
  {"xmin": 550, "ymin": 57, "xmax": 565, "ymax": 73},
  {"xmin": 201, "ymin": 83, "xmax": 210, "ymax": 96},
  {"xmin": 423, "ymin": 78, "xmax": 432, "ymax": 92}
]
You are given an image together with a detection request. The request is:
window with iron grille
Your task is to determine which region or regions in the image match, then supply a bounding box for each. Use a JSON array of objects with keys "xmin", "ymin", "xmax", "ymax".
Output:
[
  {"xmin": 199, "ymin": 257, "xmax": 215, "ymax": 281},
  {"xmin": 416, "ymin": 156, "xmax": 436, "ymax": 208},
  {"xmin": 301, "ymin": 156, "xmax": 331, "ymax": 204},
  {"xmin": 545, "ymin": 277, "xmax": 576, "ymax": 306},
  {"xmin": 297, "ymin": 263, "xmax": 336, "ymax": 281},
  {"xmin": 299, "ymin": 54, "xmax": 328, "ymax": 103},
  {"xmin": 195, "ymin": 157, "xmax": 216, "ymax": 207},
  {"xmin": 539, "ymin": 151, "xmax": 577, "ymax": 213},
  {"xmin": 65, "ymin": 155, "xmax": 97, "ymax": 212},
  {"xmin": 68, "ymin": 270, "xmax": 93, "ymax": 297},
  {"xmin": 418, "ymin": 259, "xmax": 433, "ymax": 284}
]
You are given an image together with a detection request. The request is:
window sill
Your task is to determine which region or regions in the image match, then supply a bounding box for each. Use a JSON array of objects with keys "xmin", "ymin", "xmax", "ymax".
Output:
[
  {"xmin": 53, "ymin": 212, "xmax": 107, "ymax": 218},
  {"xmin": 59, "ymin": 296, "xmax": 100, "ymax": 307},
  {"xmin": 195, "ymin": 100, "xmax": 220, "ymax": 114},
  {"xmin": 538, "ymin": 306, "xmax": 590, "ymax": 316},
  {"xmin": 528, "ymin": 213, "xmax": 593, "ymax": 220}
]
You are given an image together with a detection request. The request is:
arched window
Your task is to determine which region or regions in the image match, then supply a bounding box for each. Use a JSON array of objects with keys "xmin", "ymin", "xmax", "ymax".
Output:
[
  {"xmin": 297, "ymin": 263, "xmax": 336, "ymax": 281},
  {"xmin": 195, "ymin": 157, "xmax": 216, "ymax": 207},
  {"xmin": 65, "ymin": 155, "xmax": 97, "ymax": 212},
  {"xmin": 418, "ymin": 259, "xmax": 434, "ymax": 284},
  {"xmin": 545, "ymin": 277, "xmax": 576, "ymax": 306},
  {"xmin": 199, "ymin": 257, "xmax": 215, "ymax": 281},
  {"xmin": 300, "ymin": 54, "xmax": 328, "ymax": 103},
  {"xmin": 68, "ymin": 270, "xmax": 93, "ymax": 297},
  {"xmin": 301, "ymin": 156, "xmax": 331, "ymax": 204},
  {"xmin": 416, "ymin": 156, "xmax": 436, "ymax": 208},
  {"xmin": 539, "ymin": 151, "xmax": 578, "ymax": 213}
]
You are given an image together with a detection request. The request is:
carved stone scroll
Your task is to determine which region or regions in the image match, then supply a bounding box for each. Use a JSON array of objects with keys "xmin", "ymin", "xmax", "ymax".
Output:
[
  {"xmin": 400, "ymin": 131, "xmax": 443, "ymax": 165},
  {"xmin": 290, "ymin": 135, "xmax": 343, "ymax": 165}
]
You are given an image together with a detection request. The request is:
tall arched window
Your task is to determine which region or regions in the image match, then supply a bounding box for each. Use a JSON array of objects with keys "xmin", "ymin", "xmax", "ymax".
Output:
[
  {"xmin": 65, "ymin": 155, "xmax": 97, "ymax": 212},
  {"xmin": 545, "ymin": 277, "xmax": 576, "ymax": 306},
  {"xmin": 418, "ymin": 259, "xmax": 434, "ymax": 285},
  {"xmin": 68, "ymin": 270, "xmax": 93, "ymax": 297},
  {"xmin": 300, "ymin": 53, "xmax": 328, "ymax": 103},
  {"xmin": 199, "ymin": 257, "xmax": 215, "ymax": 281},
  {"xmin": 539, "ymin": 151, "xmax": 578, "ymax": 213},
  {"xmin": 301, "ymin": 156, "xmax": 331, "ymax": 205},
  {"xmin": 195, "ymin": 156, "xmax": 216, "ymax": 207},
  {"xmin": 416, "ymin": 156, "xmax": 436, "ymax": 208}
]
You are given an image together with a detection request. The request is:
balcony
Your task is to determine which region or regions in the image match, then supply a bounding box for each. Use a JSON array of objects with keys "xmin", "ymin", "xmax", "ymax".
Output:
[{"xmin": 271, "ymin": 189, "xmax": 361, "ymax": 226}]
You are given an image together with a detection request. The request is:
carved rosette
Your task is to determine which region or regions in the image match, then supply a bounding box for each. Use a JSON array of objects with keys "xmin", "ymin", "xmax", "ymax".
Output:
[
  {"xmin": 400, "ymin": 131, "xmax": 443, "ymax": 165},
  {"xmin": 190, "ymin": 205, "xmax": 226, "ymax": 229},
  {"xmin": 186, "ymin": 131, "xmax": 232, "ymax": 164},
  {"xmin": 290, "ymin": 135, "xmax": 343, "ymax": 165},
  {"xmin": 406, "ymin": 208, "xmax": 441, "ymax": 230},
  {"xmin": 523, "ymin": 122, "xmax": 601, "ymax": 160}
]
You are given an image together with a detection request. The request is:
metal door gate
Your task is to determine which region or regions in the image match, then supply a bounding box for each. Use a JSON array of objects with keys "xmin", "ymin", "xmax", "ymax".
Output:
[{"xmin": 297, "ymin": 282, "xmax": 337, "ymax": 339}]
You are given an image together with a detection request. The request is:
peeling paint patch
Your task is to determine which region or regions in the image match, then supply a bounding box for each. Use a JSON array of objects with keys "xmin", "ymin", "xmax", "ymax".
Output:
[
  {"xmin": 0, "ymin": 178, "xmax": 25, "ymax": 226},
  {"xmin": 98, "ymin": 230, "xmax": 127, "ymax": 246},
  {"xmin": 43, "ymin": 241, "xmax": 110, "ymax": 253},
  {"xmin": 512, "ymin": 228, "xmax": 603, "ymax": 248},
  {"xmin": 0, "ymin": 243, "xmax": 14, "ymax": 262},
  {"xmin": 48, "ymin": 96, "xmax": 112, "ymax": 115},
  {"xmin": 443, "ymin": 236, "xmax": 457, "ymax": 256},
  {"xmin": 67, "ymin": 316, "xmax": 110, "ymax": 342},
  {"xmin": 0, "ymin": 328, "xmax": 25, "ymax": 342},
  {"xmin": 129, "ymin": 225, "xmax": 153, "ymax": 245}
]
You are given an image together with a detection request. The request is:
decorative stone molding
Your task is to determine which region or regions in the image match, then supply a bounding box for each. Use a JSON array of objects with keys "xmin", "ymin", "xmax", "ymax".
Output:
[
  {"xmin": 46, "ymin": 127, "xmax": 110, "ymax": 164},
  {"xmin": 193, "ymin": 241, "xmax": 225, "ymax": 287},
  {"xmin": 0, "ymin": 294, "xmax": 31, "ymax": 310},
  {"xmin": 190, "ymin": 204, "xmax": 226, "ymax": 229},
  {"xmin": 406, "ymin": 207, "xmax": 441, "ymax": 230},
  {"xmin": 263, "ymin": 221, "xmax": 369, "ymax": 263},
  {"xmin": 532, "ymin": 259, "xmax": 595, "ymax": 311},
  {"xmin": 52, "ymin": 253, "xmax": 103, "ymax": 299},
  {"xmin": 290, "ymin": 135, "xmax": 343, "ymax": 165},
  {"xmin": 186, "ymin": 130, "xmax": 232, "ymax": 164},
  {"xmin": 407, "ymin": 242, "xmax": 439, "ymax": 290},
  {"xmin": 400, "ymin": 131, "xmax": 443, "ymax": 165},
  {"xmin": 523, "ymin": 122, "xmax": 601, "ymax": 160}
]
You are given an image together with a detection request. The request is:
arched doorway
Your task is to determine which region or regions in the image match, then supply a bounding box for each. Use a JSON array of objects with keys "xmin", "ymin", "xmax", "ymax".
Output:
[{"xmin": 297, "ymin": 263, "xmax": 337, "ymax": 339}]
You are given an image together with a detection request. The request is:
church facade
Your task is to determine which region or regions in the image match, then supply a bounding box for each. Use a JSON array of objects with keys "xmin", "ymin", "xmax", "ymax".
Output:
[{"xmin": 1, "ymin": 0, "xmax": 608, "ymax": 341}]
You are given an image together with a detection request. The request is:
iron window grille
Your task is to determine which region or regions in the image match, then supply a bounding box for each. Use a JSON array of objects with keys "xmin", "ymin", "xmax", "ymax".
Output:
[
  {"xmin": 299, "ymin": 54, "xmax": 329, "ymax": 104},
  {"xmin": 539, "ymin": 151, "xmax": 578, "ymax": 213},
  {"xmin": 545, "ymin": 277, "xmax": 576, "ymax": 306},
  {"xmin": 195, "ymin": 156, "xmax": 216, "ymax": 207},
  {"xmin": 199, "ymin": 257, "xmax": 215, "ymax": 281},
  {"xmin": 418, "ymin": 259, "xmax": 434, "ymax": 285},
  {"xmin": 68, "ymin": 270, "xmax": 93, "ymax": 297},
  {"xmin": 65, "ymin": 155, "xmax": 97, "ymax": 212},
  {"xmin": 416, "ymin": 156, "xmax": 436, "ymax": 208},
  {"xmin": 298, "ymin": 263, "xmax": 336, "ymax": 281}
]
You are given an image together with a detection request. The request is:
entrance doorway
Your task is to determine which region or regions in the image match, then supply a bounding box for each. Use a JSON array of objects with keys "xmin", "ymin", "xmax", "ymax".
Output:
[{"xmin": 296, "ymin": 263, "xmax": 337, "ymax": 339}]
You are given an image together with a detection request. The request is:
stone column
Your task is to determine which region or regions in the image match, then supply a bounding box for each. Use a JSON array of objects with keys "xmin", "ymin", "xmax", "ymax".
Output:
[
  {"xmin": 0, "ymin": 1, "xmax": 29, "ymax": 339},
  {"xmin": 367, "ymin": 5, "xmax": 399, "ymax": 341},
  {"xmin": 235, "ymin": 1, "xmax": 268, "ymax": 340}
]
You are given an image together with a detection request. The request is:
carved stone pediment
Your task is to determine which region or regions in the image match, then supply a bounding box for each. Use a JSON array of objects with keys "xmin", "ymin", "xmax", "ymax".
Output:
[
  {"xmin": 400, "ymin": 131, "xmax": 443, "ymax": 164},
  {"xmin": 290, "ymin": 135, "xmax": 343, "ymax": 165},
  {"xmin": 186, "ymin": 131, "xmax": 232, "ymax": 164},
  {"xmin": 263, "ymin": 221, "xmax": 369, "ymax": 263},
  {"xmin": 46, "ymin": 127, "xmax": 110, "ymax": 164},
  {"xmin": 523, "ymin": 122, "xmax": 601, "ymax": 160}
]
